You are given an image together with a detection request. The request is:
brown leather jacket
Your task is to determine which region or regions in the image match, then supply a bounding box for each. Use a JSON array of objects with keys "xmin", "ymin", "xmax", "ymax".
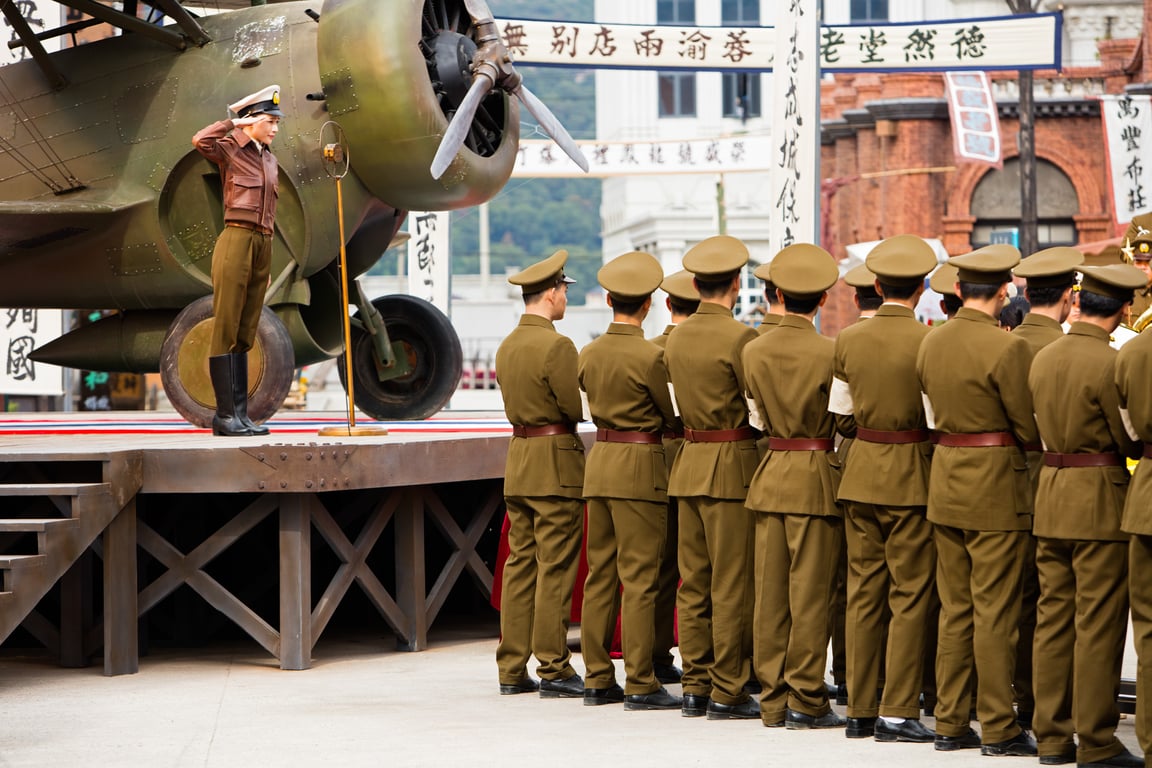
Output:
[{"xmin": 192, "ymin": 119, "xmax": 278, "ymax": 234}]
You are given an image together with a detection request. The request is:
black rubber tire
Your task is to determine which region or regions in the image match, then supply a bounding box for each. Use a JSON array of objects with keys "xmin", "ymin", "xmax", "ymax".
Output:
[
  {"xmin": 160, "ymin": 296, "xmax": 295, "ymax": 429},
  {"xmin": 337, "ymin": 295, "xmax": 463, "ymax": 421}
]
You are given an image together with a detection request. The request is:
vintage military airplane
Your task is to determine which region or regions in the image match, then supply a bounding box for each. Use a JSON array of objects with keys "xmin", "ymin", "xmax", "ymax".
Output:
[{"xmin": 0, "ymin": 0, "xmax": 585, "ymax": 424}]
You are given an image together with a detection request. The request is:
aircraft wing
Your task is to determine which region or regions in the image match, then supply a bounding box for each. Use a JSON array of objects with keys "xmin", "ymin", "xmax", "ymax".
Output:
[{"xmin": 0, "ymin": 198, "xmax": 144, "ymax": 253}]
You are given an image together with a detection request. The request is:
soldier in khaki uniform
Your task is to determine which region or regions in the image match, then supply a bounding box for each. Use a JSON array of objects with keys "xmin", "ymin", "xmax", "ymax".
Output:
[
  {"xmin": 648, "ymin": 270, "xmax": 699, "ymax": 686},
  {"xmin": 753, "ymin": 263, "xmax": 784, "ymax": 334},
  {"xmin": 1029, "ymin": 264, "xmax": 1147, "ymax": 768},
  {"xmin": 845, "ymin": 263, "xmax": 883, "ymax": 319},
  {"xmin": 930, "ymin": 263, "xmax": 962, "ymax": 322},
  {"xmin": 916, "ymin": 244, "xmax": 1039, "ymax": 756},
  {"xmin": 829, "ymin": 235, "xmax": 938, "ymax": 743},
  {"xmin": 1121, "ymin": 214, "xmax": 1152, "ymax": 322},
  {"xmin": 495, "ymin": 250, "xmax": 587, "ymax": 698},
  {"xmin": 1009, "ymin": 246, "xmax": 1082, "ymax": 730},
  {"xmin": 743, "ymin": 243, "xmax": 850, "ymax": 730},
  {"xmin": 664, "ymin": 236, "xmax": 760, "ymax": 719},
  {"xmin": 578, "ymin": 251, "xmax": 682, "ymax": 711}
]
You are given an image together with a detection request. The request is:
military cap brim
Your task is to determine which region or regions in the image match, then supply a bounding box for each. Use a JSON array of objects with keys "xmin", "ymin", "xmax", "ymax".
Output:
[
  {"xmin": 771, "ymin": 243, "xmax": 838, "ymax": 296},
  {"xmin": 660, "ymin": 270, "xmax": 701, "ymax": 302},
  {"xmin": 844, "ymin": 263, "xmax": 878, "ymax": 289},
  {"xmin": 508, "ymin": 249, "xmax": 576, "ymax": 294},
  {"xmin": 929, "ymin": 263, "xmax": 960, "ymax": 296},
  {"xmin": 230, "ymin": 84, "xmax": 284, "ymax": 118},
  {"xmin": 1080, "ymin": 264, "xmax": 1149, "ymax": 301},
  {"xmin": 950, "ymin": 244, "xmax": 1020, "ymax": 285},
  {"xmin": 598, "ymin": 251, "xmax": 663, "ymax": 300},
  {"xmin": 865, "ymin": 235, "xmax": 938, "ymax": 287},
  {"xmin": 682, "ymin": 235, "xmax": 749, "ymax": 278},
  {"xmin": 1013, "ymin": 246, "xmax": 1083, "ymax": 288}
]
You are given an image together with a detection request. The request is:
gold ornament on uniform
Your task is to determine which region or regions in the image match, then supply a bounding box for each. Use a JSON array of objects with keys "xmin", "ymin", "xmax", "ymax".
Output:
[{"xmin": 1121, "ymin": 238, "xmax": 1135, "ymax": 265}]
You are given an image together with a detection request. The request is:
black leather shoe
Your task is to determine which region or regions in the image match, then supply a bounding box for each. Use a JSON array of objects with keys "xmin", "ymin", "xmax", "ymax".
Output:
[
  {"xmin": 498, "ymin": 677, "xmax": 539, "ymax": 695},
  {"xmin": 584, "ymin": 683, "xmax": 624, "ymax": 706},
  {"xmin": 845, "ymin": 717, "xmax": 877, "ymax": 739},
  {"xmin": 654, "ymin": 663, "xmax": 683, "ymax": 685},
  {"xmin": 1038, "ymin": 753, "xmax": 1075, "ymax": 765},
  {"xmin": 682, "ymin": 693, "xmax": 710, "ymax": 718},
  {"xmin": 835, "ymin": 683, "xmax": 849, "ymax": 706},
  {"xmin": 1016, "ymin": 709, "xmax": 1034, "ymax": 731},
  {"xmin": 706, "ymin": 698, "xmax": 761, "ymax": 720},
  {"xmin": 1080, "ymin": 749, "xmax": 1146, "ymax": 767},
  {"xmin": 786, "ymin": 709, "xmax": 847, "ymax": 730},
  {"xmin": 539, "ymin": 673, "xmax": 584, "ymax": 699},
  {"xmin": 980, "ymin": 730, "xmax": 1037, "ymax": 757},
  {"xmin": 625, "ymin": 686, "xmax": 682, "ymax": 711},
  {"xmin": 935, "ymin": 728, "xmax": 982, "ymax": 751},
  {"xmin": 874, "ymin": 718, "xmax": 935, "ymax": 743}
]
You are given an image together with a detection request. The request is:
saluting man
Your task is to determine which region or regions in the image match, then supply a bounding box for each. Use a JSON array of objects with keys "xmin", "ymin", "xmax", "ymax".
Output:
[
  {"xmin": 916, "ymin": 244, "xmax": 1039, "ymax": 757},
  {"xmin": 578, "ymin": 251, "xmax": 681, "ymax": 711},
  {"xmin": 192, "ymin": 84, "xmax": 283, "ymax": 436},
  {"xmin": 1029, "ymin": 263, "xmax": 1147, "ymax": 768},
  {"xmin": 830, "ymin": 235, "xmax": 938, "ymax": 744},
  {"xmin": 743, "ymin": 243, "xmax": 850, "ymax": 731},
  {"xmin": 494, "ymin": 249, "xmax": 586, "ymax": 699},
  {"xmin": 664, "ymin": 236, "xmax": 760, "ymax": 720}
]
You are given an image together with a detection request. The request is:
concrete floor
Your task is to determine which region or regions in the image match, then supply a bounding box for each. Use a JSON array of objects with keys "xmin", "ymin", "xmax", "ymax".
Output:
[{"xmin": 0, "ymin": 620, "xmax": 1143, "ymax": 768}]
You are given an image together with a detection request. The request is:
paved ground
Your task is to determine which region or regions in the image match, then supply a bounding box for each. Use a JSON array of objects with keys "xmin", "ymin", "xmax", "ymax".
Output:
[{"xmin": 0, "ymin": 619, "xmax": 1142, "ymax": 768}]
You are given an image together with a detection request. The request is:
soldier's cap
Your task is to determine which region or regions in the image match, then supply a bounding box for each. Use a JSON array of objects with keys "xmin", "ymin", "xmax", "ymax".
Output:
[
  {"xmin": 865, "ymin": 234, "xmax": 938, "ymax": 287},
  {"xmin": 844, "ymin": 263, "xmax": 878, "ymax": 290},
  {"xmin": 1127, "ymin": 212, "xmax": 1152, "ymax": 261},
  {"xmin": 229, "ymin": 84, "xmax": 284, "ymax": 118},
  {"xmin": 1079, "ymin": 264, "xmax": 1148, "ymax": 301},
  {"xmin": 1131, "ymin": 239, "xmax": 1152, "ymax": 262},
  {"xmin": 1012, "ymin": 246, "xmax": 1083, "ymax": 288},
  {"xmin": 949, "ymin": 244, "xmax": 1020, "ymax": 285},
  {"xmin": 660, "ymin": 270, "xmax": 700, "ymax": 302},
  {"xmin": 507, "ymin": 249, "xmax": 576, "ymax": 294},
  {"xmin": 929, "ymin": 263, "xmax": 960, "ymax": 296},
  {"xmin": 751, "ymin": 262, "xmax": 777, "ymax": 292},
  {"xmin": 682, "ymin": 235, "xmax": 749, "ymax": 279},
  {"xmin": 771, "ymin": 243, "xmax": 838, "ymax": 298},
  {"xmin": 598, "ymin": 251, "xmax": 663, "ymax": 300}
]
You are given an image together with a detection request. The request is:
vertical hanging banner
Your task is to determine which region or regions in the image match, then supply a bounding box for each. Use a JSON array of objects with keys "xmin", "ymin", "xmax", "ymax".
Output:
[
  {"xmin": 943, "ymin": 72, "xmax": 1003, "ymax": 168},
  {"xmin": 0, "ymin": 1, "xmax": 60, "ymax": 65},
  {"xmin": 1100, "ymin": 94, "xmax": 1152, "ymax": 224},
  {"xmin": 0, "ymin": 308, "xmax": 64, "ymax": 396},
  {"xmin": 407, "ymin": 212, "xmax": 451, "ymax": 316},
  {"xmin": 770, "ymin": 0, "xmax": 820, "ymax": 253}
]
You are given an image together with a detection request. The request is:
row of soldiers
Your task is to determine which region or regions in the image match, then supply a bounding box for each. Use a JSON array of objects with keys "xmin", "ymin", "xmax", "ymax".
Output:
[{"xmin": 492, "ymin": 232, "xmax": 1152, "ymax": 768}]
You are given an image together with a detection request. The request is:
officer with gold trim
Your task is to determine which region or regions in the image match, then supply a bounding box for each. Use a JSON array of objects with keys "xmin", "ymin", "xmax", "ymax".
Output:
[
  {"xmin": 495, "ymin": 250, "xmax": 586, "ymax": 699},
  {"xmin": 1121, "ymin": 213, "xmax": 1152, "ymax": 321}
]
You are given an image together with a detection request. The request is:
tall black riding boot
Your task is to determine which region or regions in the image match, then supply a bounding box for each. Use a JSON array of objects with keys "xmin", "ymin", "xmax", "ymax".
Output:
[
  {"xmin": 230, "ymin": 352, "xmax": 270, "ymax": 436},
  {"xmin": 209, "ymin": 354, "xmax": 254, "ymax": 436}
]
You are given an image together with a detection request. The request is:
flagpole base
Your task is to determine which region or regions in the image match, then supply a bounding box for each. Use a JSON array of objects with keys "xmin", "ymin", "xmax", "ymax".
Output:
[{"xmin": 318, "ymin": 425, "xmax": 389, "ymax": 437}]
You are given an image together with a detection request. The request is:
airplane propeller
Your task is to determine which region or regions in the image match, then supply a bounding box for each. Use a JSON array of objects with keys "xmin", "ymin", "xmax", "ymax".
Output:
[{"xmin": 430, "ymin": 0, "xmax": 590, "ymax": 180}]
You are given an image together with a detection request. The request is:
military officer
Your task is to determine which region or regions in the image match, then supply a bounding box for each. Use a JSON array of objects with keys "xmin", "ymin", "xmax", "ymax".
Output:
[
  {"xmin": 845, "ymin": 263, "xmax": 883, "ymax": 319},
  {"xmin": 663, "ymin": 235, "xmax": 760, "ymax": 719},
  {"xmin": 753, "ymin": 262, "xmax": 784, "ymax": 334},
  {"xmin": 1115, "ymin": 271, "xmax": 1152, "ymax": 761},
  {"xmin": 930, "ymin": 262, "xmax": 962, "ymax": 322},
  {"xmin": 916, "ymin": 244, "xmax": 1039, "ymax": 756},
  {"xmin": 1010, "ymin": 246, "xmax": 1082, "ymax": 730},
  {"xmin": 647, "ymin": 269, "xmax": 699, "ymax": 686},
  {"xmin": 829, "ymin": 235, "xmax": 938, "ymax": 743},
  {"xmin": 1029, "ymin": 263, "xmax": 1147, "ymax": 768},
  {"xmin": 494, "ymin": 249, "xmax": 587, "ymax": 699},
  {"xmin": 1121, "ymin": 213, "xmax": 1152, "ymax": 321},
  {"xmin": 743, "ymin": 243, "xmax": 850, "ymax": 730},
  {"xmin": 577, "ymin": 251, "xmax": 681, "ymax": 711}
]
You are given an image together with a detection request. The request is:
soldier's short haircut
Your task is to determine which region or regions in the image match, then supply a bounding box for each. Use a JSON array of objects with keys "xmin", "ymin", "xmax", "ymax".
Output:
[
  {"xmin": 877, "ymin": 281, "xmax": 920, "ymax": 301},
  {"xmin": 669, "ymin": 297, "xmax": 700, "ymax": 316},
  {"xmin": 783, "ymin": 293, "xmax": 823, "ymax": 315},
  {"xmin": 1024, "ymin": 283, "xmax": 1072, "ymax": 308},
  {"xmin": 941, "ymin": 294, "xmax": 963, "ymax": 315},
  {"xmin": 695, "ymin": 272, "xmax": 739, "ymax": 298},
  {"xmin": 610, "ymin": 296, "xmax": 647, "ymax": 317},
  {"xmin": 958, "ymin": 280, "xmax": 1002, "ymax": 301},
  {"xmin": 855, "ymin": 287, "xmax": 883, "ymax": 311},
  {"xmin": 1078, "ymin": 289, "xmax": 1130, "ymax": 319}
]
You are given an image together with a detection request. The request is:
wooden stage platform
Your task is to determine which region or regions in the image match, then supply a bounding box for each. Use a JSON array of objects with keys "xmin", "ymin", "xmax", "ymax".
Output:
[{"xmin": 0, "ymin": 411, "xmax": 571, "ymax": 676}]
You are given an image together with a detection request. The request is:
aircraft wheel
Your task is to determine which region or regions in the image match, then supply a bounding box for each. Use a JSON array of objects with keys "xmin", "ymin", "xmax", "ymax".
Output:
[
  {"xmin": 160, "ymin": 296, "xmax": 295, "ymax": 429},
  {"xmin": 336, "ymin": 295, "xmax": 462, "ymax": 421}
]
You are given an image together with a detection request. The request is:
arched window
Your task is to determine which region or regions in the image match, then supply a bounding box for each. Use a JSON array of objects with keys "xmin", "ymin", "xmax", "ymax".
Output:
[{"xmin": 970, "ymin": 158, "xmax": 1079, "ymax": 249}]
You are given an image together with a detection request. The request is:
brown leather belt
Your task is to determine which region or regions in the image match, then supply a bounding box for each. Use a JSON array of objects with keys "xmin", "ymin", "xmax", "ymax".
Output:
[
  {"xmin": 936, "ymin": 431, "xmax": 1017, "ymax": 448},
  {"xmin": 856, "ymin": 427, "xmax": 931, "ymax": 445},
  {"xmin": 1022, "ymin": 442, "xmax": 1043, "ymax": 453},
  {"xmin": 595, "ymin": 428, "xmax": 662, "ymax": 445},
  {"xmin": 1043, "ymin": 452, "xmax": 1125, "ymax": 468},
  {"xmin": 511, "ymin": 423, "xmax": 576, "ymax": 438},
  {"xmin": 767, "ymin": 437, "xmax": 835, "ymax": 452},
  {"xmin": 226, "ymin": 221, "xmax": 274, "ymax": 236},
  {"xmin": 662, "ymin": 429, "xmax": 685, "ymax": 440},
  {"xmin": 684, "ymin": 427, "xmax": 756, "ymax": 443}
]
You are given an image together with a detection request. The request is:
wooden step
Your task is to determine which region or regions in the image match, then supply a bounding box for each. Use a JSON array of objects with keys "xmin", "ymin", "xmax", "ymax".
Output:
[
  {"xmin": 0, "ymin": 483, "xmax": 111, "ymax": 497},
  {"xmin": 0, "ymin": 554, "xmax": 46, "ymax": 569},
  {"xmin": 0, "ymin": 518, "xmax": 78, "ymax": 533}
]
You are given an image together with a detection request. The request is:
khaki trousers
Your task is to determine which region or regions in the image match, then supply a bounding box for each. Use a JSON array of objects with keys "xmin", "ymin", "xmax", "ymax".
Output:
[
  {"xmin": 1033, "ymin": 538, "xmax": 1128, "ymax": 764},
  {"xmin": 496, "ymin": 495, "xmax": 583, "ymax": 684},
  {"xmin": 933, "ymin": 524, "xmax": 1026, "ymax": 744},
  {"xmin": 1130, "ymin": 535, "xmax": 1152, "ymax": 756},
  {"xmin": 581, "ymin": 497, "xmax": 666, "ymax": 695},
  {"xmin": 844, "ymin": 502, "xmax": 936, "ymax": 718},
  {"xmin": 210, "ymin": 226, "xmax": 272, "ymax": 356},
  {"xmin": 676, "ymin": 496, "xmax": 753, "ymax": 705},
  {"xmin": 754, "ymin": 512, "xmax": 841, "ymax": 723},
  {"xmin": 653, "ymin": 495, "xmax": 679, "ymax": 668}
]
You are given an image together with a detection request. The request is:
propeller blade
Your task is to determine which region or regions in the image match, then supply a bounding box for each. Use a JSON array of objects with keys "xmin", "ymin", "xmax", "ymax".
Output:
[
  {"xmin": 430, "ymin": 73, "xmax": 494, "ymax": 179},
  {"xmin": 513, "ymin": 84, "xmax": 590, "ymax": 173}
]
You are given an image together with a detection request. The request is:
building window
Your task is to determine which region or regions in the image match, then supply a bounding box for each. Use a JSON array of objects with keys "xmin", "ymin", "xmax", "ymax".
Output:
[
  {"xmin": 850, "ymin": 0, "xmax": 888, "ymax": 23},
  {"xmin": 723, "ymin": 73, "xmax": 760, "ymax": 119},
  {"xmin": 657, "ymin": 0, "xmax": 695, "ymax": 118},
  {"xmin": 721, "ymin": 0, "xmax": 759, "ymax": 24}
]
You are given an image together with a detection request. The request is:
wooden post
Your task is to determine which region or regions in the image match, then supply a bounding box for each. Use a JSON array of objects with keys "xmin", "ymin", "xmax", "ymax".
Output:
[
  {"xmin": 103, "ymin": 500, "xmax": 138, "ymax": 676},
  {"xmin": 395, "ymin": 489, "xmax": 428, "ymax": 651},
  {"xmin": 279, "ymin": 494, "xmax": 312, "ymax": 670}
]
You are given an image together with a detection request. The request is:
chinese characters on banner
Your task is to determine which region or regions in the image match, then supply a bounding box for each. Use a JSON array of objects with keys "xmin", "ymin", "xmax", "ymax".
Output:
[
  {"xmin": 0, "ymin": 1, "xmax": 61, "ymax": 64},
  {"xmin": 498, "ymin": 14, "xmax": 1060, "ymax": 72},
  {"xmin": 0, "ymin": 308, "xmax": 64, "ymax": 397},
  {"xmin": 943, "ymin": 72, "xmax": 1003, "ymax": 168},
  {"xmin": 770, "ymin": 0, "xmax": 819, "ymax": 253},
  {"xmin": 1100, "ymin": 94, "xmax": 1152, "ymax": 224},
  {"xmin": 511, "ymin": 136, "xmax": 772, "ymax": 178},
  {"xmin": 407, "ymin": 212, "xmax": 451, "ymax": 316}
]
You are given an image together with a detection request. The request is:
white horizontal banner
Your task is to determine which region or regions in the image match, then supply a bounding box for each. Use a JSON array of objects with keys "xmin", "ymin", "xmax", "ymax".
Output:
[
  {"xmin": 511, "ymin": 136, "xmax": 772, "ymax": 178},
  {"xmin": 1100, "ymin": 95, "xmax": 1152, "ymax": 223},
  {"xmin": 498, "ymin": 13, "xmax": 1061, "ymax": 72}
]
